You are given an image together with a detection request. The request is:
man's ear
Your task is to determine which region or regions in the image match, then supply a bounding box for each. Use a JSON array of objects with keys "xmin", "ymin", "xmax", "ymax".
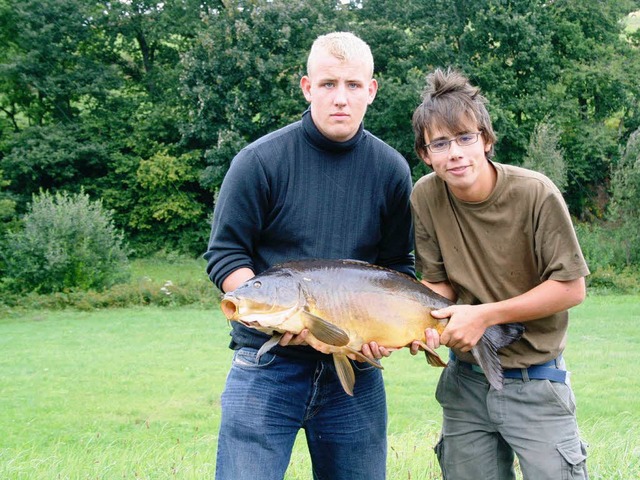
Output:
[
  {"xmin": 300, "ymin": 76, "xmax": 312, "ymax": 102},
  {"xmin": 367, "ymin": 78, "xmax": 378, "ymax": 105}
]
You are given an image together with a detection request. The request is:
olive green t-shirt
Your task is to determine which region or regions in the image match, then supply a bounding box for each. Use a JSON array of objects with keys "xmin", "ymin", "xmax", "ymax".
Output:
[{"xmin": 411, "ymin": 162, "xmax": 590, "ymax": 368}]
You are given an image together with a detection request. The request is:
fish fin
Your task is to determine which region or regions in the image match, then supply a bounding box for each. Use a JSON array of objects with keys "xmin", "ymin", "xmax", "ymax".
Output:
[
  {"xmin": 425, "ymin": 350, "xmax": 447, "ymax": 367},
  {"xmin": 472, "ymin": 323, "xmax": 525, "ymax": 390},
  {"xmin": 345, "ymin": 347, "xmax": 384, "ymax": 369},
  {"xmin": 413, "ymin": 341, "xmax": 447, "ymax": 367},
  {"xmin": 333, "ymin": 354, "xmax": 356, "ymax": 396},
  {"xmin": 256, "ymin": 332, "xmax": 284, "ymax": 362},
  {"xmin": 301, "ymin": 310, "xmax": 350, "ymax": 346}
]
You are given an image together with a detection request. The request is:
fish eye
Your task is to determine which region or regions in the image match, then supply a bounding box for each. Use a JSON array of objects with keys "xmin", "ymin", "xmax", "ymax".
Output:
[{"xmin": 252, "ymin": 281, "xmax": 262, "ymax": 289}]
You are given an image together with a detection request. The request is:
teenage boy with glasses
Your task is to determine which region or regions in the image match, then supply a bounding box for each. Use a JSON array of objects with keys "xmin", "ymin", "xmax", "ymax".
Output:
[{"xmin": 409, "ymin": 68, "xmax": 590, "ymax": 480}]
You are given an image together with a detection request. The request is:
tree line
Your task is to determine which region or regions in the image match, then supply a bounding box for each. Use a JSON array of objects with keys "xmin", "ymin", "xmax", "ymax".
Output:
[{"xmin": 1, "ymin": 0, "xmax": 640, "ymax": 265}]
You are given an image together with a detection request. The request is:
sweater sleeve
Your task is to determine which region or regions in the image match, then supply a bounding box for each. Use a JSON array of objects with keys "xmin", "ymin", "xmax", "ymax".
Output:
[
  {"xmin": 204, "ymin": 149, "xmax": 269, "ymax": 291},
  {"xmin": 376, "ymin": 156, "xmax": 416, "ymax": 278}
]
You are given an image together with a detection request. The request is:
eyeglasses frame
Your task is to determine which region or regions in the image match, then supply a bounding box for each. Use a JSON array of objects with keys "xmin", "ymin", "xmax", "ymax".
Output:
[{"xmin": 424, "ymin": 132, "xmax": 482, "ymax": 154}]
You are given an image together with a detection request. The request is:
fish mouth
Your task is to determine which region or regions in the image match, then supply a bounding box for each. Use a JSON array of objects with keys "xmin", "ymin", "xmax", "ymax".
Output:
[
  {"xmin": 221, "ymin": 297, "xmax": 276, "ymax": 328},
  {"xmin": 220, "ymin": 297, "xmax": 238, "ymax": 319}
]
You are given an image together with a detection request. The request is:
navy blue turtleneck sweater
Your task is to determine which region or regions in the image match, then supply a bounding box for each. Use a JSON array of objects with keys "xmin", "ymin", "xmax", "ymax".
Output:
[{"xmin": 205, "ymin": 108, "xmax": 415, "ymax": 357}]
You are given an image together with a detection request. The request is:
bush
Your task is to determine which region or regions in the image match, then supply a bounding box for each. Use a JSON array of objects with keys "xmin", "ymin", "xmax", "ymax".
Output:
[
  {"xmin": 586, "ymin": 266, "xmax": 640, "ymax": 294},
  {"xmin": 575, "ymin": 221, "xmax": 640, "ymax": 294},
  {"xmin": 522, "ymin": 120, "xmax": 568, "ymax": 193},
  {"xmin": 575, "ymin": 221, "xmax": 628, "ymax": 271},
  {"xmin": 0, "ymin": 275, "xmax": 219, "ymax": 313},
  {"xmin": 608, "ymin": 128, "xmax": 640, "ymax": 266},
  {"xmin": 1, "ymin": 190, "xmax": 130, "ymax": 294}
]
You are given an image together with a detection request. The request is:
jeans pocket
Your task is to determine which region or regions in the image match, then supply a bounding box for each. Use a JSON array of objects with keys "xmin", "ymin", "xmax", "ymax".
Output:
[
  {"xmin": 557, "ymin": 436, "xmax": 588, "ymax": 480},
  {"xmin": 232, "ymin": 346, "xmax": 277, "ymax": 369}
]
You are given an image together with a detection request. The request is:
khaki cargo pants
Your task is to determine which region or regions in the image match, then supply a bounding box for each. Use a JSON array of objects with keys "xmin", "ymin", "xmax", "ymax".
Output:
[{"xmin": 433, "ymin": 358, "xmax": 588, "ymax": 480}]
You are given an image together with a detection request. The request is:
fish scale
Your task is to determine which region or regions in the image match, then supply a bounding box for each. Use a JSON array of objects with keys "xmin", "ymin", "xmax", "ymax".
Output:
[{"xmin": 220, "ymin": 259, "xmax": 524, "ymax": 395}]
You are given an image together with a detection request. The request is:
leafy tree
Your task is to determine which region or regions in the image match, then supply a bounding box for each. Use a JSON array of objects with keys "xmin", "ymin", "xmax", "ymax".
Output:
[
  {"xmin": 0, "ymin": 169, "xmax": 17, "ymax": 235},
  {"xmin": 1, "ymin": 123, "xmax": 112, "ymax": 205},
  {"xmin": 609, "ymin": 129, "xmax": 640, "ymax": 266},
  {"xmin": 1, "ymin": 0, "xmax": 640, "ymax": 259},
  {"xmin": 181, "ymin": 0, "xmax": 352, "ymax": 192},
  {"xmin": 358, "ymin": 0, "xmax": 640, "ymax": 218},
  {"xmin": 0, "ymin": 0, "xmax": 120, "ymax": 125},
  {"xmin": 1, "ymin": 0, "xmax": 210, "ymax": 254},
  {"xmin": 127, "ymin": 149, "xmax": 207, "ymax": 255},
  {"xmin": 522, "ymin": 121, "xmax": 567, "ymax": 193}
]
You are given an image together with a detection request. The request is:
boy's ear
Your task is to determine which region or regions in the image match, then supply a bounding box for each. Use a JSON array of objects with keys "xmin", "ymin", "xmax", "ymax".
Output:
[{"xmin": 420, "ymin": 151, "xmax": 432, "ymax": 167}]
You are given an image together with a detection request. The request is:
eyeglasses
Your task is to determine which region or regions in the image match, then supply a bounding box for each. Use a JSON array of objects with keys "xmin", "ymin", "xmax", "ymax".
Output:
[{"xmin": 425, "ymin": 132, "xmax": 481, "ymax": 154}]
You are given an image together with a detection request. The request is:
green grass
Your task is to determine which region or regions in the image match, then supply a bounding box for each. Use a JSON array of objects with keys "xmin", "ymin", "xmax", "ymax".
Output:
[
  {"xmin": 129, "ymin": 256, "xmax": 210, "ymax": 286},
  {"xmin": 1, "ymin": 294, "xmax": 639, "ymax": 479}
]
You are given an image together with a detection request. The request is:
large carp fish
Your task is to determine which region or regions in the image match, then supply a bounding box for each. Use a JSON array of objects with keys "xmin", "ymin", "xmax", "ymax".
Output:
[{"xmin": 220, "ymin": 259, "xmax": 524, "ymax": 395}]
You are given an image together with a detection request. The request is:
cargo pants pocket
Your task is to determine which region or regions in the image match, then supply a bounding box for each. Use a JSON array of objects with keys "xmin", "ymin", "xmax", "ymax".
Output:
[
  {"xmin": 433, "ymin": 434, "xmax": 448, "ymax": 479},
  {"xmin": 557, "ymin": 437, "xmax": 588, "ymax": 480}
]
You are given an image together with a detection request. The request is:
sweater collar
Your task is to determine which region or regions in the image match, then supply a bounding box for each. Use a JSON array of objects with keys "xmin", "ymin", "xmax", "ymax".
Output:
[{"xmin": 302, "ymin": 108, "xmax": 365, "ymax": 153}]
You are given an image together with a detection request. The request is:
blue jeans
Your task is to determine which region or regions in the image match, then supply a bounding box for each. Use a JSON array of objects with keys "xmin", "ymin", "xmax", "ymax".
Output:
[{"xmin": 215, "ymin": 347, "xmax": 387, "ymax": 480}]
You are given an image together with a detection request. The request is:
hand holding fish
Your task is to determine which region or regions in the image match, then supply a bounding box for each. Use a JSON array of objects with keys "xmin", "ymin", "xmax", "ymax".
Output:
[
  {"xmin": 410, "ymin": 328, "xmax": 440, "ymax": 355},
  {"xmin": 281, "ymin": 329, "xmax": 395, "ymax": 361},
  {"xmin": 360, "ymin": 342, "xmax": 397, "ymax": 360},
  {"xmin": 435, "ymin": 304, "xmax": 491, "ymax": 353},
  {"xmin": 279, "ymin": 329, "xmax": 310, "ymax": 347}
]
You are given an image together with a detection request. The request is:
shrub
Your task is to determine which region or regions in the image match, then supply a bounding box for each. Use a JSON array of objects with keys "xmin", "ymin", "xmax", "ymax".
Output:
[
  {"xmin": 522, "ymin": 120, "xmax": 568, "ymax": 193},
  {"xmin": 586, "ymin": 266, "xmax": 640, "ymax": 294},
  {"xmin": 0, "ymin": 275, "xmax": 219, "ymax": 312},
  {"xmin": 608, "ymin": 128, "xmax": 640, "ymax": 266},
  {"xmin": 1, "ymin": 190, "xmax": 130, "ymax": 294},
  {"xmin": 574, "ymin": 221, "xmax": 629, "ymax": 271},
  {"xmin": 575, "ymin": 221, "xmax": 640, "ymax": 294}
]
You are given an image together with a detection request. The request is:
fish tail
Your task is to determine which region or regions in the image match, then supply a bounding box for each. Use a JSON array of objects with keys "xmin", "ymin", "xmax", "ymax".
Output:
[{"xmin": 472, "ymin": 323, "xmax": 525, "ymax": 390}]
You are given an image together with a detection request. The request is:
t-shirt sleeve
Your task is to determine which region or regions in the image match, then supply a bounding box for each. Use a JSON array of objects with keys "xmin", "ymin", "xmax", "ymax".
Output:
[{"xmin": 535, "ymin": 190, "xmax": 590, "ymax": 282}]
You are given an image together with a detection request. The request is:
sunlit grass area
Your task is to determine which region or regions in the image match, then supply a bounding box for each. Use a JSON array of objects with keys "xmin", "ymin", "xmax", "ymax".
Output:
[{"xmin": 1, "ymin": 295, "xmax": 638, "ymax": 479}]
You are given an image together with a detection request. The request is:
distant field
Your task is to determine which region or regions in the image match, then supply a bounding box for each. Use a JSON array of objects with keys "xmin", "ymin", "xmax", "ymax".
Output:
[{"xmin": 1, "ymin": 295, "xmax": 638, "ymax": 479}]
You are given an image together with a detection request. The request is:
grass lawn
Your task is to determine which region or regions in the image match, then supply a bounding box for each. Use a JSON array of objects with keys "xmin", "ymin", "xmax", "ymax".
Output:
[{"xmin": 1, "ymin": 294, "xmax": 639, "ymax": 479}]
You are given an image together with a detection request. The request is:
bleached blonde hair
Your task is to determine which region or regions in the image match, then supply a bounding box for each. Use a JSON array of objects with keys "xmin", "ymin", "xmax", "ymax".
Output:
[{"xmin": 307, "ymin": 32, "xmax": 374, "ymax": 78}]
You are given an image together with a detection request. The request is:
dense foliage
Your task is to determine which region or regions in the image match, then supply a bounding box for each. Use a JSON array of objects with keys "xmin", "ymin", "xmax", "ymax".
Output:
[
  {"xmin": 1, "ymin": 0, "xmax": 639, "ymax": 284},
  {"xmin": 1, "ymin": 190, "xmax": 130, "ymax": 293}
]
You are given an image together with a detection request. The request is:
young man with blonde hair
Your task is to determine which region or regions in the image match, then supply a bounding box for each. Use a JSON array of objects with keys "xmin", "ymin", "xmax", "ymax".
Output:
[{"xmin": 205, "ymin": 32, "xmax": 414, "ymax": 479}]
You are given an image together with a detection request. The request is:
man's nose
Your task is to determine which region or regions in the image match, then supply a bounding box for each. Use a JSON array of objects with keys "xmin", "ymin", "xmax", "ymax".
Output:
[{"xmin": 333, "ymin": 84, "xmax": 348, "ymax": 106}]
